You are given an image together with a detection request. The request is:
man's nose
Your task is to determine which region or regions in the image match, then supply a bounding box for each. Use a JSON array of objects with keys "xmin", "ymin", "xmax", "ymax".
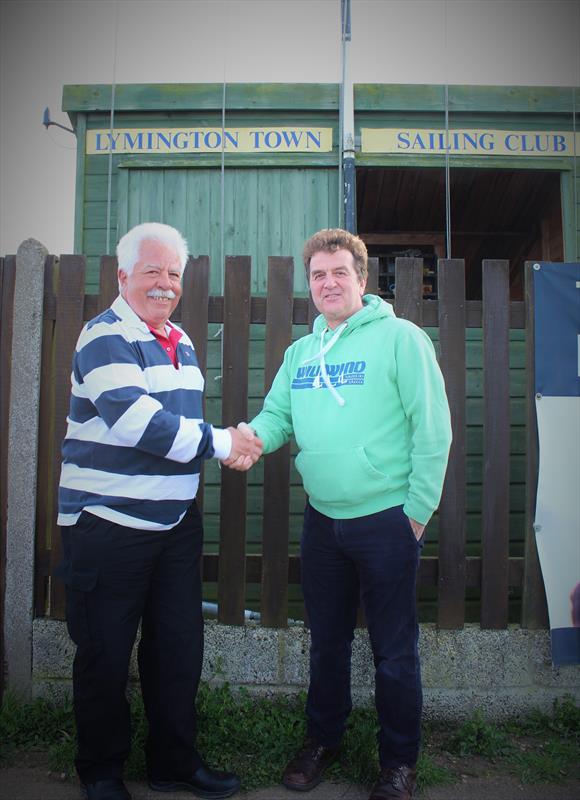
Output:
[{"xmin": 157, "ymin": 269, "xmax": 172, "ymax": 288}]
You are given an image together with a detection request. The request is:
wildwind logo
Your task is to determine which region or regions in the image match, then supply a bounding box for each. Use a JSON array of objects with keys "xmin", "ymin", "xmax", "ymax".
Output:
[{"xmin": 292, "ymin": 360, "xmax": 366, "ymax": 390}]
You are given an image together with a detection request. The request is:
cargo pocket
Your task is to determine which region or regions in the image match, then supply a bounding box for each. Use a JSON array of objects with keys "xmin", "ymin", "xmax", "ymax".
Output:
[{"xmin": 63, "ymin": 567, "xmax": 99, "ymax": 648}]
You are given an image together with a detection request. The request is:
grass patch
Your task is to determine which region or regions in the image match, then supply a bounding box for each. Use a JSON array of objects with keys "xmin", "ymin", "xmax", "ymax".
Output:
[
  {"xmin": 502, "ymin": 696, "xmax": 580, "ymax": 784},
  {"xmin": 0, "ymin": 694, "xmax": 75, "ymax": 762},
  {"xmin": 1, "ymin": 688, "xmax": 578, "ymax": 790},
  {"xmin": 447, "ymin": 696, "xmax": 580, "ymax": 785}
]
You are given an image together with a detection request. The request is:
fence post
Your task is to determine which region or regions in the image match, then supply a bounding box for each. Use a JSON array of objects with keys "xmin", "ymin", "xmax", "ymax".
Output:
[
  {"xmin": 260, "ymin": 257, "xmax": 293, "ymax": 627},
  {"xmin": 522, "ymin": 262, "xmax": 548, "ymax": 627},
  {"xmin": 437, "ymin": 259, "xmax": 467, "ymax": 628},
  {"xmin": 218, "ymin": 256, "xmax": 251, "ymax": 625},
  {"xmin": 481, "ymin": 260, "xmax": 511, "ymax": 629},
  {"xmin": 4, "ymin": 239, "xmax": 47, "ymax": 697}
]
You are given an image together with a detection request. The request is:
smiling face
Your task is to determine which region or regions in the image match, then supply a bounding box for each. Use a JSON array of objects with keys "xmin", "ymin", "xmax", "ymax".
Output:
[
  {"xmin": 118, "ymin": 238, "xmax": 183, "ymax": 333},
  {"xmin": 308, "ymin": 248, "xmax": 366, "ymax": 328}
]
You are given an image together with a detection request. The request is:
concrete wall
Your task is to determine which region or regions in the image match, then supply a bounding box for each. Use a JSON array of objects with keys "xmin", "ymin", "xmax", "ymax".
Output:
[{"xmin": 33, "ymin": 618, "xmax": 580, "ymax": 721}]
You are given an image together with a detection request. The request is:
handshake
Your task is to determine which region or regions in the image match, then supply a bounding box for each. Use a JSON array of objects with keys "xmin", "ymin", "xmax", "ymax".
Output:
[{"xmin": 222, "ymin": 422, "xmax": 263, "ymax": 472}]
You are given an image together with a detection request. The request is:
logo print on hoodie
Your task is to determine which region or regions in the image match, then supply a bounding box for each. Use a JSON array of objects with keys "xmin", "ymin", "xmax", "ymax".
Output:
[{"xmin": 292, "ymin": 360, "xmax": 366, "ymax": 390}]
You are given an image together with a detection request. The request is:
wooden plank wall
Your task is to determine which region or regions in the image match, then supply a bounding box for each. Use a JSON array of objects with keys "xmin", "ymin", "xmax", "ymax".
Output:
[{"xmin": 0, "ymin": 253, "xmax": 549, "ymax": 631}]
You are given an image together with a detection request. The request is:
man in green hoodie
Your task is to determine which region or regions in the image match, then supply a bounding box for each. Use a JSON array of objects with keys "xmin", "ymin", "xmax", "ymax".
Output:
[{"xmin": 232, "ymin": 229, "xmax": 452, "ymax": 800}]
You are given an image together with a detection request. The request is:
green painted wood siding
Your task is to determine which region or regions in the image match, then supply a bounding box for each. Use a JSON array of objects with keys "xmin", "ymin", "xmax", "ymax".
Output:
[
  {"xmin": 118, "ymin": 166, "xmax": 338, "ymax": 295},
  {"xmin": 85, "ymin": 165, "xmax": 338, "ymax": 293}
]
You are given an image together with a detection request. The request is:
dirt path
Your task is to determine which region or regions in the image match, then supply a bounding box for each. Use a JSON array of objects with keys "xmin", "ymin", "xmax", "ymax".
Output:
[{"xmin": 1, "ymin": 754, "xmax": 579, "ymax": 800}]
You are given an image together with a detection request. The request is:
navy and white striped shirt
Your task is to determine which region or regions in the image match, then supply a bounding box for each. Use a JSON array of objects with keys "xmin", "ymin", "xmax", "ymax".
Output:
[{"xmin": 58, "ymin": 295, "xmax": 228, "ymax": 530}]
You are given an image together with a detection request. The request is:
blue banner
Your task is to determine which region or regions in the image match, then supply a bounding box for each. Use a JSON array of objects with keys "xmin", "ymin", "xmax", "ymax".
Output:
[
  {"xmin": 533, "ymin": 262, "xmax": 580, "ymax": 666},
  {"xmin": 534, "ymin": 262, "xmax": 580, "ymax": 397}
]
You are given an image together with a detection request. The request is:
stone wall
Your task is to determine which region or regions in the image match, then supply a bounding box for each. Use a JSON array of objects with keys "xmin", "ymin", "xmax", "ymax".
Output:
[{"xmin": 33, "ymin": 618, "xmax": 580, "ymax": 720}]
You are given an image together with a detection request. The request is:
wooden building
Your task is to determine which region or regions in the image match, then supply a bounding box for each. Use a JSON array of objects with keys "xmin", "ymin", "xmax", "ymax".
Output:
[{"xmin": 63, "ymin": 82, "xmax": 579, "ymax": 300}]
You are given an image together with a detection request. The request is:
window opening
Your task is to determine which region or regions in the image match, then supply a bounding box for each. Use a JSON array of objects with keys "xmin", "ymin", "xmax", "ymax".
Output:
[{"xmin": 357, "ymin": 166, "xmax": 563, "ymax": 300}]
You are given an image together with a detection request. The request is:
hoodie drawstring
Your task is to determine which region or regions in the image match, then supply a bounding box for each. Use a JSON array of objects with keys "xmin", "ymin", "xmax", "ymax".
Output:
[{"xmin": 301, "ymin": 322, "xmax": 348, "ymax": 406}]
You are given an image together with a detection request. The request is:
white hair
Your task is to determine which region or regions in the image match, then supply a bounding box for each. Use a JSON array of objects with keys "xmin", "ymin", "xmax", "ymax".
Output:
[{"xmin": 116, "ymin": 222, "xmax": 189, "ymax": 276}]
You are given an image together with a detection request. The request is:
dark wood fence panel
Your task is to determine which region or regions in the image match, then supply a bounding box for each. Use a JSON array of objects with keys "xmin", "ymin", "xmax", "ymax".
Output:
[
  {"xmin": 367, "ymin": 257, "xmax": 379, "ymax": 295},
  {"xmin": 0, "ymin": 256, "xmax": 16, "ymax": 704},
  {"xmin": 182, "ymin": 256, "xmax": 211, "ymax": 376},
  {"xmin": 437, "ymin": 259, "xmax": 467, "ymax": 628},
  {"xmin": 99, "ymin": 256, "xmax": 119, "ymax": 311},
  {"xmin": 481, "ymin": 260, "xmax": 510, "ymax": 628},
  {"xmin": 48, "ymin": 256, "xmax": 87, "ymax": 620},
  {"xmin": 260, "ymin": 257, "xmax": 294, "ymax": 627},
  {"xmin": 35, "ymin": 257, "xmax": 57, "ymax": 617},
  {"xmin": 394, "ymin": 257, "xmax": 424, "ymax": 325},
  {"xmin": 0, "ymin": 251, "xmax": 549, "ymax": 635},
  {"xmin": 200, "ymin": 296, "xmax": 525, "ymax": 330},
  {"xmin": 217, "ymin": 256, "xmax": 252, "ymax": 625},
  {"xmin": 522, "ymin": 262, "xmax": 549, "ymax": 627},
  {"xmin": 181, "ymin": 256, "xmax": 210, "ymax": 512}
]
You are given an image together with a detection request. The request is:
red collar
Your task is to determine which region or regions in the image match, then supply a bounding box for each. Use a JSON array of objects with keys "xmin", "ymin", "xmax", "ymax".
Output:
[{"xmin": 147, "ymin": 322, "xmax": 183, "ymax": 368}]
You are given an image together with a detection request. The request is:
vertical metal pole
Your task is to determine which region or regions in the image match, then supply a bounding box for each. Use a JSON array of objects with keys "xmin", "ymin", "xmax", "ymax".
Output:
[
  {"xmin": 105, "ymin": 0, "xmax": 119, "ymax": 255},
  {"xmin": 341, "ymin": 0, "xmax": 356, "ymax": 233}
]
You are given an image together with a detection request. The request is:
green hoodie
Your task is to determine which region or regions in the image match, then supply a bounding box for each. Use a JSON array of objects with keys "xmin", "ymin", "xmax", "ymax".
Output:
[{"xmin": 250, "ymin": 294, "xmax": 452, "ymax": 524}]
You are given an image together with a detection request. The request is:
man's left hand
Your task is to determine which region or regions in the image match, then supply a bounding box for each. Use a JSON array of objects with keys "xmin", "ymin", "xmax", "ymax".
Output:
[{"xmin": 408, "ymin": 517, "xmax": 425, "ymax": 541}]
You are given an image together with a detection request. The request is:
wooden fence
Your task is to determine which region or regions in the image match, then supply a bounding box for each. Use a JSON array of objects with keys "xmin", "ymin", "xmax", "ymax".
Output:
[{"xmin": 0, "ymin": 253, "xmax": 548, "ymax": 652}]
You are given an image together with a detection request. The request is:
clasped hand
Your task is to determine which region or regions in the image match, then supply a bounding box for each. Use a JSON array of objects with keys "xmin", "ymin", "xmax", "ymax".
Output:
[{"xmin": 222, "ymin": 422, "xmax": 263, "ymax": 471}]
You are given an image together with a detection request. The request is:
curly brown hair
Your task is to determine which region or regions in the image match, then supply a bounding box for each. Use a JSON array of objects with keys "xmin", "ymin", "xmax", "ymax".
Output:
[{"xmin": 303, "ymin": 228, "xmax": 368, "ymax": 282}]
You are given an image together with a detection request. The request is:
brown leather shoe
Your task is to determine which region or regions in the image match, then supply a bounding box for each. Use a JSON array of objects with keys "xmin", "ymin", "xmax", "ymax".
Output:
[
  {"xmin": 282, "ymin": 739, "xmax": 339, "ymax": 791},
  {"xmin": 368, "ymin": 765, "xmax": 417, "ymax": 799}
]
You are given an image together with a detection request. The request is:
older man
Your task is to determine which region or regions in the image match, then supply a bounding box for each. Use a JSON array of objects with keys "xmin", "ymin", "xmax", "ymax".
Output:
[
  {"xmin": 239, "ymin": 229, "xmax": 452, "ymax": 800},
  {"xmin": 57, "ymin": 222, "xmax": 261, "ymax": 800}
]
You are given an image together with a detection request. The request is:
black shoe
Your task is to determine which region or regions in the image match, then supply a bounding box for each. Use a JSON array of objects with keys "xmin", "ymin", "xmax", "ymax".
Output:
[
  {"xmin": 81, "ymin": 779, "xmax": 132, "ymax": 800},
  {"xmin": 282, "ymin": 738, "xmax": 339, "ymax": 791},
  {"xmin": 148, "ymin": 765, "xmax": 241, "ymax": 798}
]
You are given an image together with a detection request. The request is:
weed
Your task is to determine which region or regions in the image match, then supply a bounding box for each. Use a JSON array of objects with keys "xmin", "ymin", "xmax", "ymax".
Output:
[
  {"xmin": 449, "ymin": 698, "xmax": 580, "ymax": 785},
  {"xmin": 0, "ymin": 694, "xmax": 74, "ymax": 763},
  {"xmin": 415, "ymin": 751, "xmax": 456, "ymax": 791},
  {"xmin": 450, "ymin": 709, "xmax": 513, "ymax": 759},
  {"xmin": 340, "ymin": 707, "xmax": 380, "ymax": 784},
  {"xmin": 501, "ymin": 695, "xmax": 580, "ymax": 785},
  {"xmin": 507, "ymin": 738, "xmax": 580, "ymax": 784}
]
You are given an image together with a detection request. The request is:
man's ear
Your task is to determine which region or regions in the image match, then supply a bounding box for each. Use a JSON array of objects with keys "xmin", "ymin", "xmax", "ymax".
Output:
[{"xmin": 118, "ymin": 269, "xmax": 127, "ymax": 292}]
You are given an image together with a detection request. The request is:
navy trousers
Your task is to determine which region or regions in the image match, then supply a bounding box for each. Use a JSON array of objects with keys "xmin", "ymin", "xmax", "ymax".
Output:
[
  {"xmin": 60, "ymin": 503, "xmax": 204, "ymax": 784},
  {"xmin": 301, "ymin": 503, "xmax": 423, "ymax": 769}
]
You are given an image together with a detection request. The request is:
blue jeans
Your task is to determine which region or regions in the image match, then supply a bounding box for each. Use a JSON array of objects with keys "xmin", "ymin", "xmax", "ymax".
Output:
[{"xmin": 301, "ymin": 502, "xmax": 423, "ymax": 768}]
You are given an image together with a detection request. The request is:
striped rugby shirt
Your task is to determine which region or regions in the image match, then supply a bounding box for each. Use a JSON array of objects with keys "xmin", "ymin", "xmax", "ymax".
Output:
[{"xmin": 58, "ymin": 295, "xmax": 230, "ymax": 530}]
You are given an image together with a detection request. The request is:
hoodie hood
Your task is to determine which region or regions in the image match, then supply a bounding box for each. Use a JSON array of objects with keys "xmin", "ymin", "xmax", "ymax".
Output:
[{"xmin": 305, "ymin": 295, "xmax": 395, "ymax": 405}]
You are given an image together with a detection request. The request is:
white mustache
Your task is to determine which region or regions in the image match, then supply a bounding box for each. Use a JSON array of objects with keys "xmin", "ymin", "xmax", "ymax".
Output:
[{"xmin": 147, "ymin": 289, "xmax": 176, "ymax": 299}]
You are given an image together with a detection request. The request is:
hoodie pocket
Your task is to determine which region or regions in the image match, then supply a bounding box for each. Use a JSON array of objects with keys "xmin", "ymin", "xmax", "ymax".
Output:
[{"xmin": 295, "ymin": 447, "xmax": 391, "ymax": 508}]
